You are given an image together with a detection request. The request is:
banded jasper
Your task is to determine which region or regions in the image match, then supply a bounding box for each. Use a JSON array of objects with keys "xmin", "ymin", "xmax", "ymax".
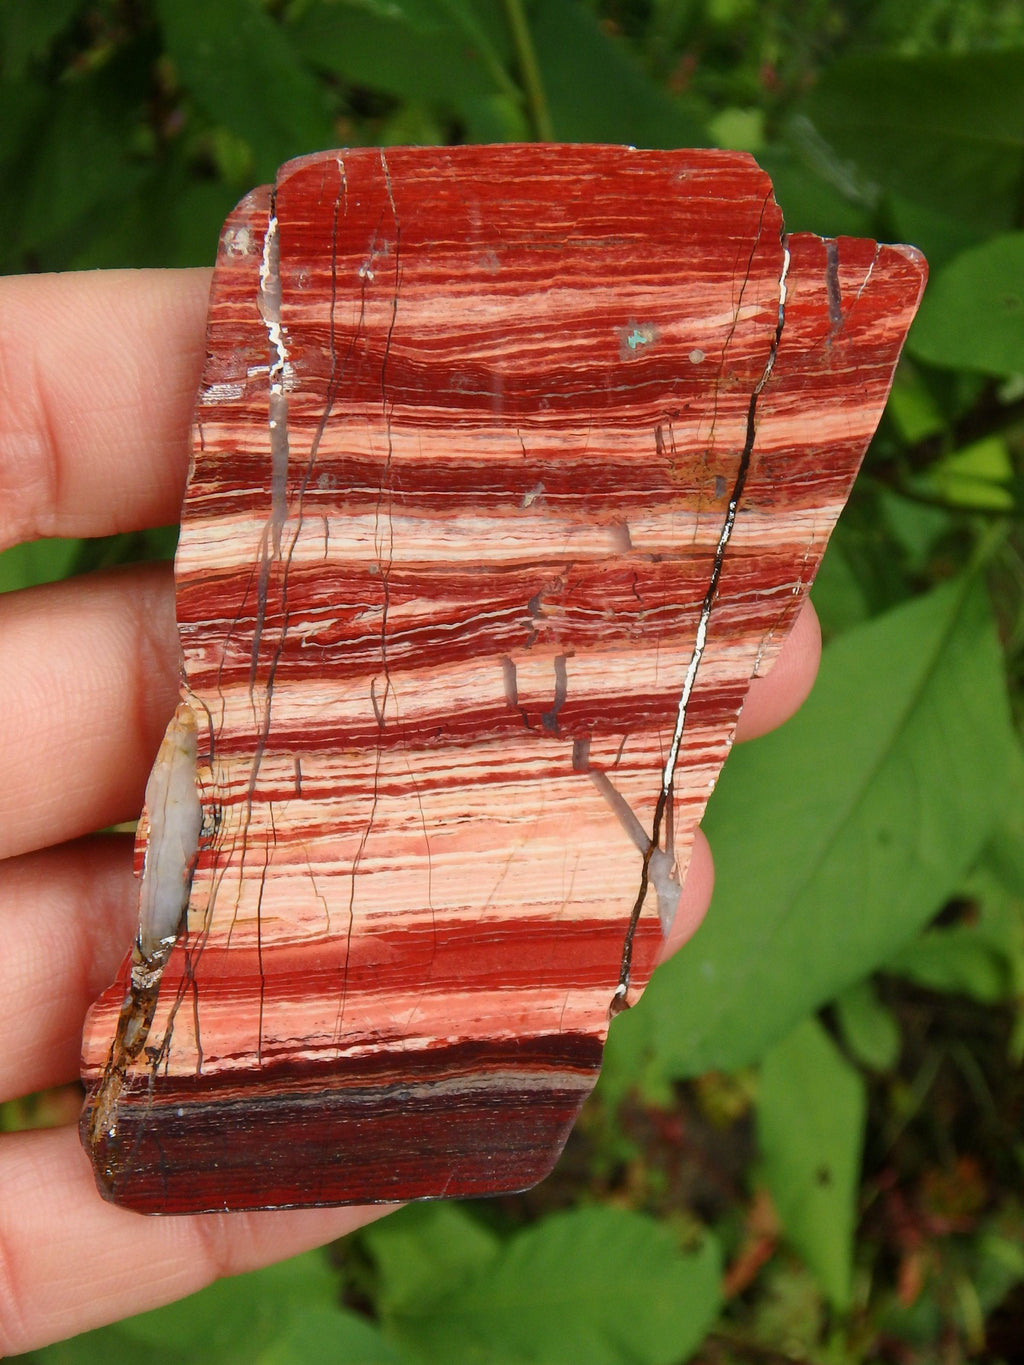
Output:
[{"xmin": 80, "ymin": 146, "xmax": 926, "ymax": 1213}]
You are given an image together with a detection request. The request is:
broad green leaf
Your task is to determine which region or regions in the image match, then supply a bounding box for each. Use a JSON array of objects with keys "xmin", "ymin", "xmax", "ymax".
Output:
[
  {"xmin": 117, "ymin": 1252, "xmax": 339, "ymax": 1354},
  {"xmin": 288, "ymin": 0, "xmax": 514, "ymax": 115},
  {"xmin": 758, "ymin": 1017, "xmax": 866, "ymax": 1310},
  {"xmin": 383, "ymin": 1207, "xmax": 721, "ymax": 1365},
  {"xmin": 804, "ymin": 50, "xmax": 1024, "ymax": 236},
  {"xmin": 32, "ymin": 1253, "xmax": 342, "ymax": 1364},
  {"xmin": 608, "ymin": 575, "xmax": 1011, "ymax": 1078},
  {"xmin": 155, "ymin": 0, "xmax": 335, "ymax": 181},
  {"xmin": 30, "ymin": 1329, "xmax": 149, "ymax": 1365},
  {"xmin": 886, "ymin": 817, "xmax": 1024, "ymax": 1008},
  {"xmin": 363, "ymin": 1203, "xmax": 500, "ymax": 1317},
  {"xmin": 533, "ymin": 0, "xmax": 707, "ymax": 147},
  {"xmin": 834, "ymin": 978, "xmax": 901, "ymax": 1072},
  {"xmin": 909, "ymin": 234, "xmax": 1024, "ymax": 378},
  {"xmin": 256, "ymin": 1307, "xmax": 411, "ymax": 1365}
]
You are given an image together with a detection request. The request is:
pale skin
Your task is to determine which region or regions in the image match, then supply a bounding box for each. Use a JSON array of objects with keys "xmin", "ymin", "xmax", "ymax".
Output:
[{"xmin": 0, "ymin": 269, "xmax": 822, "ymax": 1353}]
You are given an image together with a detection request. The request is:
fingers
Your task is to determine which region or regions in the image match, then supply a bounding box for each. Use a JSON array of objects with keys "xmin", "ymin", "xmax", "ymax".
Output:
[
  {"xmin": 0, "ymin": 1125, "xmax": 387, "ymax": 1356},
  {"xmin": 0, "ymin": 837, "xmax": 137, "ymax": 1102},
  {"xmin": 0, "ymin": 564, "xmax": 179, "ymax": 860},
  {"xmin": 734, "ymin": 599, "xmax": 821, "ymax": 743},
  {"xmin": 0, "ymin": 836, "xmax": 713, "ymax": 1355},
  {"xmin": 0, "ymin": 270, "xmax": 211, "ymax": 552}
]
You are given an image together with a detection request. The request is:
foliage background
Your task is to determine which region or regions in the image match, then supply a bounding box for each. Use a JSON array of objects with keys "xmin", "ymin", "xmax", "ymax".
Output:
[{"xmin": 3, "ymin": 0, "xmax": 1024, "ymax": 1360}]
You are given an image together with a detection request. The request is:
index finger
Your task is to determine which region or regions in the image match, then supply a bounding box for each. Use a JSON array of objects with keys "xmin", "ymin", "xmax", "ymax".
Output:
[{"xmin": 0, "ymin": 269, "xmax": 211, "ymax": 552}]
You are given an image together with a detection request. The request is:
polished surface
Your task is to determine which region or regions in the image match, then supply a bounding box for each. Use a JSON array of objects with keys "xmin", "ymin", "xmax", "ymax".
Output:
[{"xmin": 80, "ymin": 146, "xmax": 926, "ymax": 1212}]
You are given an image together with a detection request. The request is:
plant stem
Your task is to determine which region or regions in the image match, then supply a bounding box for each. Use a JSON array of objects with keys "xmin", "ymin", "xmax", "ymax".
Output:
[{"xmin": 502, "ymin": 0, "xmax": 554, "ymax": 141}]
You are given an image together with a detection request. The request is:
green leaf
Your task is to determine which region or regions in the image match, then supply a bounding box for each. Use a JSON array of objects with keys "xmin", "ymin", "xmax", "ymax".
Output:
[
  {"xmin": 256, "ymin": 1307, "xmax": 411, "ymax": 1365},
  {"xmin": 609, "ymin": 575, "xmax": 1012, "ymax": 1077},
  {"xmin": 886, "ymin": 370, "xmax": 946, "ymax": 444},
  {"xmin": 834, "ymin": 978, "xmax": 901, "ymax": 1072},
  {"xmin": 887, "ymin": 926, "xmax": 1011, "ymax": 1002},
  {"xmin": 808, "ymin": 537, "xmax": 870, "ymax": 637},
  {"xmin": 909, "ymin": 234, "xmax": 1024, "ymax": 379},
  {"xmin": 0, "ymin": 539, "xmax": 81, "ymax": 594},
  {"xmin": 0, "ymin": 0, "xmax": 84, "ymax": 79},
  {"xmin": 54, "ymin": 165, "xmax": 238, "ymax": 271},
  {"xmin": 877, "ymin": 490, "xmax": 952, "ymax": 577},
  {"xmin": 804, "ymin": 50, "xmax": 1024, "ymax": 236},
  {"xmin": 118, "ymin": 1251, "xmax": 339, "ymax": 1355},
  {"xmin": 532, "ymin": 0, "xmax": 707, "ymax": 147},
  {"xmin": 15, "ymin": 66, "xmax": 146, "ymax": 260},
  {"xmin": 381, "ymin": 1207, "xmax": 721, "ymax": 1365},
  {"xmin": 363, "ymin": 1203, "xmax": 501, "ymax": 1317},
  {"xmin": 887, "ymin": 191, "xmax": 990, "ymax": 274},
  {"xmin": 708, "ymin": 106, "xmax": 764, "ymax": 152},
  {"xmin": 756, "ymin": 141, "xmax": 873, "ymax": 241},
  {"xmin": 288, "ymin": 0, "xmax": 514, "ymax": 116},
  {"xmin": 974, "ymin": 1222, "xmax": 1024, "ymax": 1315},
  {"xmin": 757, "ymin": 1017, "xmax": 866, "ymax": 1310},
  {"xmin": 31, "ymin": 1252, "xmax": 343, "ymax": 1364},
  {"xmin": 155, "ymin": 0, "xmax": 335, "ymax": 182},
  {"xmin": 918, "ymin": 436, "xmax": 1016, "ymax": 512}
]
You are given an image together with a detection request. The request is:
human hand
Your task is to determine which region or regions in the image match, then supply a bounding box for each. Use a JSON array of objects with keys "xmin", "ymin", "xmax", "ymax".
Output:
[{"xmin": 0, "ymin": 268, "xmax": 821, "ymax": 1353}]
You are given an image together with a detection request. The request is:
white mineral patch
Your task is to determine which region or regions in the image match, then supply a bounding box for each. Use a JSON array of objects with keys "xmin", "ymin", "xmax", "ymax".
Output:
[{"xmin": 137, "ymin": 702, "xmax": 202, "ymax": 959}]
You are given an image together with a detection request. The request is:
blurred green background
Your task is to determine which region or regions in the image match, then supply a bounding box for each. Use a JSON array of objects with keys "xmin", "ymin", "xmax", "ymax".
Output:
[{"xmin": 4, "ymin": 1, "xmax": 1024, "ymax": 1361}]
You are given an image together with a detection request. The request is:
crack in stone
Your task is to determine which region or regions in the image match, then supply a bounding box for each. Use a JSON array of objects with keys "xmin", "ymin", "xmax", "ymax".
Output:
[
  {"xmin": 825, "ymin": 237, "xmax": 842, "ymax": 334},
  {"xmin": 609, "ymin": 230, "xmax": 792, "ymax": 1017},
  {"xmin": 540, "ymin": 654, "xmax": 569, "ymax": 734},
  {"xmin": 258, "ymin": 210, "xmax": 291, "ymax": 558}
]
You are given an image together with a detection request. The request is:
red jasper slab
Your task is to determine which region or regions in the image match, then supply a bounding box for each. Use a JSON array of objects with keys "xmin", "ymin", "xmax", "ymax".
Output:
[{"xmin": 80, "ymin": 145, "xmax": 926, "ymax": 1213}]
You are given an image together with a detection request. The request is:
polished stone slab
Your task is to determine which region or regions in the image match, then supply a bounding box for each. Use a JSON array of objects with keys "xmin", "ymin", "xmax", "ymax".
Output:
[{"xmin": 80, "ymin": 145, "xmax": 926, "ymax": 1213}]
